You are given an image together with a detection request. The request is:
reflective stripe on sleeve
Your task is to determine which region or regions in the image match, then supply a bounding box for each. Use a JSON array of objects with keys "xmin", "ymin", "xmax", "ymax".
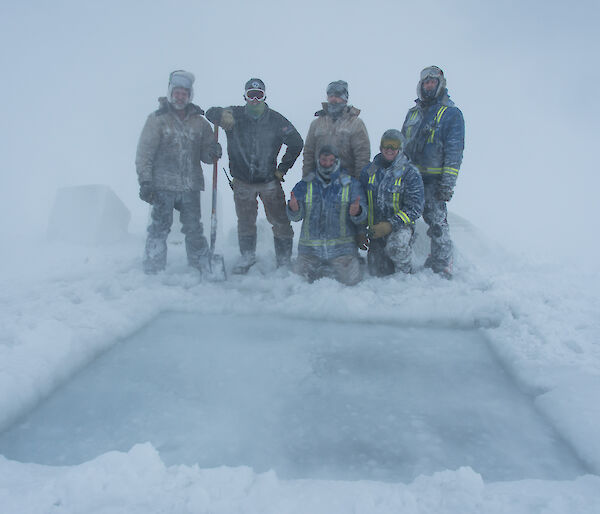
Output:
[
  {"xmin": 442, "ymin": 166, "xmax": 459, "ymax": 176},
  {"xmin": 367, "ymin": 174, "xmax": 376, "ymax": 227},
  {"xmin": 302, "ymin": 183, "xmax": 313, "ymax": 239},
  {"xmin": 339, "ymin": 184, "xmax": 350, "ymax": 237}
]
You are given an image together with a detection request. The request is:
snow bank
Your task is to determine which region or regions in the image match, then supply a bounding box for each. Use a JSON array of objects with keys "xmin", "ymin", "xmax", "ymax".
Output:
[
  {"xmin": 1, "ymin": 443, "xmax": 599, "ymax": 514},
  {"xmin": 1, "ymin": 211, "xmax": 599, "ymax": 512}
]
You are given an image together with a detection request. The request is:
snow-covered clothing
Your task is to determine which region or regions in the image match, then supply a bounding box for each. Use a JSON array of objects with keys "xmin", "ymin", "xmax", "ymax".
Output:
[
  {"xmin": 401, "ymin": 90, "xmax": 464, "ymax": 273},
  {"xmin": 296, "ymin": 253, "xmax": 361, "ymax": 286},
  {"xmin": 287, "ymin": 169, "xmax": 367, "ymax": 263},
  {"xmin": 359, "ymin": 152, "xmax": 424, "ymax": 275},
  {"xmin": 422, "ymin": 182, "xmax": 453, "ymax": 273},
  {"xmin": 360, "ymin": 153, "xmax": 424, "ymax": 231},
  {"xmin": 136, "ymin": 98, "xmax": 217, "ymax": 273},
  {"xmin": 302, "ymin": 104, "xmax": 370, "ymax": 178},
  {"xmin": 401, "ymin": 91, "xmax": 464, "ymax": 192},
  {"xmin": 205, "ymin": 104, "xmax": 303, "ymax": 183},
  {"xmin": 136, "ymin": 98, "xmax": 218, "ymax": 192},
  {"xmin": 143, "ymin": 191, "xmax": 208, "ymax": 273}
]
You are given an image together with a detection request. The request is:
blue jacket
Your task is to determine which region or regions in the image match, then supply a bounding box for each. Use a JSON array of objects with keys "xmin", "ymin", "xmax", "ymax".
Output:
[
  {"xmin": 287, "ymin": 169, "xmax": 367, "ymax": 260},
  {"xmin": 401, "ymin": 91, "xmax": 465, "ymax": 189},
  {"xmin": 359, "ymin": 153, "xmax": 424, "ymax": 231}
]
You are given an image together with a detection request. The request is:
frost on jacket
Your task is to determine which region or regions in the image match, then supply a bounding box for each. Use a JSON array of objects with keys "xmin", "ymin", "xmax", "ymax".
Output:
[
  {"xmin": 359, "ymin": 152, "xmax": 424, "ymax": 231},
  {"xmin": 288, "ymin": 169, "xmax": 367, "ymax": 260},
  {"xmin": 136, "ymin": 98, "xmax": 217, "ymax": 192},
  {"xmin": 401, "ymin": 91, "xmax": 465, "ymax": 190},
  {"xmin": 302, "ymin": 104, "xmax": 370, "ymax": 178}
]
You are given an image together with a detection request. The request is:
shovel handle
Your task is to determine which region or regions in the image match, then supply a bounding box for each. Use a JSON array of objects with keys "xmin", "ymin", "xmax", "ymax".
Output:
[{"xmin": 210, "ymin": 125, "xmax": 219, "ymax": 252}]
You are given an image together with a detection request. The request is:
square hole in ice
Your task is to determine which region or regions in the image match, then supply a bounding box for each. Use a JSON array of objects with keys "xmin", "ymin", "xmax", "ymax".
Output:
[{"xmin": 0, "ymin": 312, "xmax": 587, "ymax": 482}]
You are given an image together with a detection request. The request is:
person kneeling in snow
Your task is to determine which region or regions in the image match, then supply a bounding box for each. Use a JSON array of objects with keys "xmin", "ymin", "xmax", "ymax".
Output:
[
  {"xmin": 287, "ymin": 145, "xmax": 367, "ymax": 285},
  {"xmin": 359, "ymin": 129, "xmax": 424, "ymax": 276}
]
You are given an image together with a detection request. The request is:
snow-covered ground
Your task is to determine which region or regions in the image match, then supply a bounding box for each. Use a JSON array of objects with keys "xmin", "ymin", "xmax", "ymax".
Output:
[{"xmin": 1, "ymin": 212, "xmax": 600, "ymax": 513}]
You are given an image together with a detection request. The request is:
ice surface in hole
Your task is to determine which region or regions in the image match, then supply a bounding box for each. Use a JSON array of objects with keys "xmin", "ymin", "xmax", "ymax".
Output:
[{"xmin": 0, "ymin": 313, "xmax": 587, "ymax": 482}]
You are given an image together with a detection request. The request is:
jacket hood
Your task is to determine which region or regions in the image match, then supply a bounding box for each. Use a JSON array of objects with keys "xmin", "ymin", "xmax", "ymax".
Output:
[{"xmin": 415, "ymin": 90, "xmax": 454, "ymax": 109}]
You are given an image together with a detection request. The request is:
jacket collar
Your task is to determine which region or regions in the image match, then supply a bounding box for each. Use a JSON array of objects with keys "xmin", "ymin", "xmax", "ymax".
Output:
[
  {"xmin": 315, "ymin": 102, "xmax": 361, "ymax": 118},
  {"xmin": 372, "ymin": 152, "xmax": 409, "ymax": 177}
]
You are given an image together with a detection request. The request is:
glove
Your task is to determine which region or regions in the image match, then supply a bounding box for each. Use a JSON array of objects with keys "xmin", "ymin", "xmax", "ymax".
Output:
[
  {"xmin": 368, "ymin": 221, "xmax": 393, "ymax": 239},
  {"xmin": 220, "ymin": 109, "xmax": 235, "ymax": 130},
  {"xmin": 356, "ymin": 232, "xmax": 369, "ymax": 250},
  {"xmin": 139, "ymin": 182, "xmax": 154, "ymax": 204},
  {"xmin": 275, "ymin": 164, "xmax": 287, "ymax": 182},
  {"xmin": 209, "ymin": 142, "xmax": 222, "ymax": 161},
  {"xmin": 436, "ymin": 186, "xmax": 454, "ymax": 202}
]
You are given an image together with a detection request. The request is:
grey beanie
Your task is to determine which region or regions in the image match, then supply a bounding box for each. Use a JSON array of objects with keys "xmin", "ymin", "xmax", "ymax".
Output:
[
  {"xmin": 168, "ymin": 70, "xmax": 195, "ymax": 102},
  {"xmin": 318, "ymin": 144, "xmax": 339, "ymax": 158},
  {"xmin": 380, "ymin": 129, "xmax": 403, "ymax": 147},
  {"xmin": 326, "ymin": 80, "xmax": 348, "ymax": 101}
]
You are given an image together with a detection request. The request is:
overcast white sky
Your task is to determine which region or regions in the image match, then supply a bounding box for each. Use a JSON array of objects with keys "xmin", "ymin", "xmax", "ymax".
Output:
[{"xmin": 1, "ymin": 0, "xmax": 598, "ymax": 264}]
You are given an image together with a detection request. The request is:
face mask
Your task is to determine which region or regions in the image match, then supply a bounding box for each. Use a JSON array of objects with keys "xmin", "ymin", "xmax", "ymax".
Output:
[
  {"xmin": 317, "ymin": 158, "xmax": 340, "ymax": 182},
  {"xmin": 245, "ymin": 102, "xmax": 266, "ymax": 118}
]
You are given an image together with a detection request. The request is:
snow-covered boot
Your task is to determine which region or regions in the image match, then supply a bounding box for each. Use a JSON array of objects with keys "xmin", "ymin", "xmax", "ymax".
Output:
[
  {"xmin": 424, "ymin": 254, "xmax": 452, "ymax": 279},
  {"xmin": 232, "ymin": 252, "xmax": 256, "ymax": 275},
  {"xmin": 143, "ymin": 236, "xmax": 167, "ymax": 274},
  {"xmin": 274, "ymin": 237, "xmax": 292, "ymax": 268},
  {"xmin": 232, "ymin": 235, "xmax": 257, "ymax": 275}
]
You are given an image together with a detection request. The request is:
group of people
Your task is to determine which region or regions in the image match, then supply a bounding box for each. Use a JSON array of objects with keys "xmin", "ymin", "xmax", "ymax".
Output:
[{"xmin": 135, "ymin": 67, "xmax": 465, "ymax": 283}]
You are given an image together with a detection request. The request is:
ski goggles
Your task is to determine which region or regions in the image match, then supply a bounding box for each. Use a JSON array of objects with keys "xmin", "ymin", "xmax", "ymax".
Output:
[
  {"xmin": 420, "ymin": 66, "xmax": 444, "ymax": 81},
  {"xmin": 381, "ymin": 140, "xmax": 402, "ymax": 151},
  {"xmin": 244, "ymin": 89, "xmax": 265, "ymax": 101}
]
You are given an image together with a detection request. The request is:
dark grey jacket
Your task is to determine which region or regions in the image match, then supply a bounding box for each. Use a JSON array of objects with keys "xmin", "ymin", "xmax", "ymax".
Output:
[
  {"xmin": 206, "ymin": 104, "xmax": 303, "ymax": 184},
  {"xmin": 136, "ymin": 98, "xmax": 217, "ymax": 192}
]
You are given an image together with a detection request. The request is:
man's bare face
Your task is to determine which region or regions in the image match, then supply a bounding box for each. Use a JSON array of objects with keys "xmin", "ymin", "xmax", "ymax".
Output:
[
  {"xmin": 319, "ymin": 154, "xmax": 336, "ymax": 168},
  {"xmin": 171, "ymin": 87, "xmax": 190, "ymax": 109}
]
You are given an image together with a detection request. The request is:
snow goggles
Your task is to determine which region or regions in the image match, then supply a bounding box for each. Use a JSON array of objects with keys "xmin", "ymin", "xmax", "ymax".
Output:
[
  {"xmin": 420, "ymin": 66, "xmax": 444, "ymax": 81},
  {"xmin": 381, "ymin": 140, "xmax": 401, "ymax": 151},
  {"xmin": 244, "ymin": 89, "xmax": 265, "ymax": 101}
]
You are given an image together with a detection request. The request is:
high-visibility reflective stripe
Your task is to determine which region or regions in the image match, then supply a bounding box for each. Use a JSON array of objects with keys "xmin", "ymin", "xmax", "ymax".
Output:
[
  {"xmin": 418, "ymin": 166, "xmax": 443, "ymax": 174},
  {"xmin": 406, "ymin": 111, "xmax": 419, "ymax": 139},
  {"xmin": 392, "ymin": 177, "xmax": 402, "ymax": 215},
  {"xmin": 339, "ymin": 184, "xmax": 350, "ymax": 237},
  {"xmin": 302, "ymin": 183, "xmax": 313, "ymax": 239},
  {"xmin": 435, "ymin": 106, "xmax": 447, "ymax": 123},
  {"xmin": 397, "ymin": 210, "xmax": 411, "ymax": 224},
  {"xmin": 298, "ymin": 236, "xmax": 356, "ymax": 247},
  {"xmin": 367, "ymin": 174, "xmax": 376, "ymax": 227},
  {"xmin": 427, "ymin": 106, "xmax": 448, "ymax": 143},
  {"xmin": 442, "ymin": 167, "xmax": 459, "ymax": 176},
  {"xmin": 305, "ymin": 183, "xmax": 313, "ymax": 205}
]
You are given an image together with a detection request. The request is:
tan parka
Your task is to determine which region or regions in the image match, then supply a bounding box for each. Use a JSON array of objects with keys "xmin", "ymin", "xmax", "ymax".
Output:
[{"xmin": 302, "ymin": 104, "xmax": 371, "ymax": 178}]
